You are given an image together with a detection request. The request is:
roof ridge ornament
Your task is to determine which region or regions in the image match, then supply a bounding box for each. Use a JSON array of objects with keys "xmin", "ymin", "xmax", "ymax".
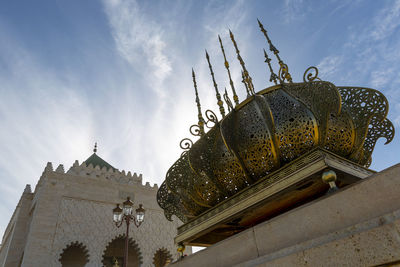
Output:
[
  {"xmin": 263, "ymin": 49, "xmax": 279, "ymax": 85},
  {"xmin": 93, "ymin": 142, "xmax": 97, "ymax": 153},
  {"xmin": 205, "ymin": 50, "xmax": 226, "ymax": 117},
  {"xmin": 223, "ymin": 87, "xmax": 233, "ymax": 112},
  {"xmin": 257, "ymin": 19, "xmax": 292, "ymax": 83},
  {"xmin": 229, "ymin": 30, "xmax": 255, "ymax": 95},
  {"xmin": 191, "ymin": 69, "xmax": 205, "ymax": 136},
  {"xmin": 218, "ymin": 35, "xmax": 239, "ymax": 106}
]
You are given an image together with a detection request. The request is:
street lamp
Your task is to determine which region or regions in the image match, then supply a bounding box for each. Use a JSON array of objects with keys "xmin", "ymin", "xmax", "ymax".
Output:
[{"xmin": 113, "ymin": 197, "xmax": 145, "ymax": 267}]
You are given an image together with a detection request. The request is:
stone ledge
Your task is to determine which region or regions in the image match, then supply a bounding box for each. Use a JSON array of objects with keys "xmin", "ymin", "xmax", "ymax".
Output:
[{"xmin": 172, "ymin": 163, "xmax": 400, "ymax": 267}]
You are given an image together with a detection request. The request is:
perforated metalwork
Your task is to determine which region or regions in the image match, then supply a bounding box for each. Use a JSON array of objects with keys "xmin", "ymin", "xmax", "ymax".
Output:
[
  {"xmin": 264, "ymin": 89, "xmax": 317, "ymax": 164},
  {"xmin": 325, "ymin": 111, "xmax": 355, "ymax": 156},
  {"xmin": 337, "ymin": 87, "xmax": 390, "ymax": 160},
  {"xmin": 283, "ymin": 81, "xmax": 341, "ymax": 146},
  {"xmin": 158, "ymin": 82, "xmax": 394, "ymax": 222},
  {"xmin": 233, "ymin": 96, "xmax": 278, "ymax": 179}
]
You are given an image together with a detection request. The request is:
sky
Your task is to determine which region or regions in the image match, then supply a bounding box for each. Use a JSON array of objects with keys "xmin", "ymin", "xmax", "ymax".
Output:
[{"xmin": 0, "ymin": 0, "xmax": 399, "ymax": 238}]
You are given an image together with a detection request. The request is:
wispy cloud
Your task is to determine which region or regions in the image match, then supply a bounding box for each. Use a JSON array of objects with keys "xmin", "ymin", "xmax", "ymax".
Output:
[
  {"xmin": 316, "ymin": 1, "xmax": 400, "ymax": 128},
  {"xmin": 0, "ymin": 26, "xmax": 96, "ymax": 233},
  {"xmin": 282, "ymin": 0, "xmax": 306, "ymax": 23},
  {"xmin": 370, "ymin": 0, "xmax": 400, "ymax": 41},
  {"xmin": 103, "ymin": 0, "xmax": 172, "ymax": 97},
  {"xmin": 317, "ymin": 55, "xmax": 343, "ymax": 79}
]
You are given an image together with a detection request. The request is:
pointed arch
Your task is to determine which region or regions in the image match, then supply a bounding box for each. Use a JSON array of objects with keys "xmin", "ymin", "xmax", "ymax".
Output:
[
  {"xmin": 59, "ymin": 241, "xmax": 89, "ymax": 267},
  {"xmin": 153, "ymin": 247, "xmax": 173, "ymax": 267},
  {"xmin": 102, "ymin": 234, "xmax": 143, "ymax": 267}
]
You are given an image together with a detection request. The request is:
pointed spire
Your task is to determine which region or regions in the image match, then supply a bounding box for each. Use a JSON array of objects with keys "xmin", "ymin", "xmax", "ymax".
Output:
[
  {"xmin": 257, "ymin": 19, "xmax": 292, "ymax": 83},
  {"xmin": 229, "ymin": 30, "xmax": 255, "ymax": 95},
  {"xmin": 263, "ymin": 49, "xmax": 278, "ymax": 85},
  {"xmin": 218, "ymin": 35, "xmax": 239, "ymax": 106},
  {"xmin": 205, "ymin": 50, "xmax": 225, "ymax": 117},
  {"xmin": 93, "ymin": 142, "xmax": 97, "ymax": 153},
  {"xmin": 192, "ymin": 68, "xmax": 205, "ymax": 135}
]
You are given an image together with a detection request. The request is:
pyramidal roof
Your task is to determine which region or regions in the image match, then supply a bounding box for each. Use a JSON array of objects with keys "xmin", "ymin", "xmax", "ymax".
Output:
[{"xmin": 84, "ymin": 152, "xmax": 116, "ymax": 171}]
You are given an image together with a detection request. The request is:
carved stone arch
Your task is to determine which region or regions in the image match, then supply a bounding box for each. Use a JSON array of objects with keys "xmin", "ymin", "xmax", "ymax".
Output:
[
  {"xmin": 59, "ymin": 241, "xmax": 90, "ymax": 267},
  {"xmin": 153, "ymin": 247, "xmax": 173, "ymax": 267},
  {"xmin": 102, "ymin": 234, "xmax": 143, "ymax": 267}
]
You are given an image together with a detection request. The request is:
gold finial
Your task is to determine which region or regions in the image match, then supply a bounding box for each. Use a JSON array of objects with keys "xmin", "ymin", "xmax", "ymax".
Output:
[
  {"xmin": 177, "ymin": 243, "xmax": 186, "ymax": 259},
  {"xmin": 241, "ymin": 70, "xmax": 251, "ymax": 98},
  {"xmin": 218, "ymin": 35, "xmax": 239, "ymax": 106},
  {"xmin": 263, "ymin": 49, "xmax": 278, "ymax": 85},
  {"xmin": 322, "ymin": 169, "xmax": 339, "ymax": 193},
  {"xmin": 229, "ymin": 30, "xmax": 255, "ymax": 95},
  {"xmin": 257, "ymin": 19, "xmax": 292, "ymax": 83},
  {"xmin": 223, "ymin": 87, "xmax": 233, "ymax": 112},
  {"xmin": 93, "ymin": 142, "xmax": 97, "ymax": 153},
  {"xmin": 205, "ymin": 50, "xmax": 225, "ymax": 117},
  {"xmin": 192, "ymin": 68, "xmax": 205, "ymax": 135}
]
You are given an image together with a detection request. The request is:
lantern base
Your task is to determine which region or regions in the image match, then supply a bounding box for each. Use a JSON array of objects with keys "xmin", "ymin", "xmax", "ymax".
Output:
[{"xmin": 175, "ymin": 148, "xmax": 374, "ymax": 246}]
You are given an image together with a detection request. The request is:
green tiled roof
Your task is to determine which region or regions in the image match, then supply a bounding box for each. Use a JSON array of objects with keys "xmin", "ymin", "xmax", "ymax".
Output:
[{"xmin": 84, "ymin": 153, "xmax": 116, "ymax": 171}]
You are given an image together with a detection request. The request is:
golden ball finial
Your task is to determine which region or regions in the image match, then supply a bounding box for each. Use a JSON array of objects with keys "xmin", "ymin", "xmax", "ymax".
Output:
[
  {"xmin": 177, "ymin": 243, "xmax": 185, "ymax": 253},
  {"xmin": 322, "ymin": 169, "xmax": 338, "ymax": 193},
  {"xmin": 322, "ymin": 169, "xmax": 337, "ymax": 184}
]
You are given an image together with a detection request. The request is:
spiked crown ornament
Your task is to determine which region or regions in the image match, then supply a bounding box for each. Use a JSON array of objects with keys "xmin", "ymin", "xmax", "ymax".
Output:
[{"xmin": 157, "ymin": 20, "xmax": 395, "ymax": 223}]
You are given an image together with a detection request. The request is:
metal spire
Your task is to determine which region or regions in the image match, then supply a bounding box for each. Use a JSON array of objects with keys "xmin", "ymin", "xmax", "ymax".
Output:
[
  {"xmin": 257, "ymin": 19, "xmax": 292, "ymax": 83},
  {"xmin": 263, "ymin": 49, "xmax": 278, "ymax": 85},
  {"xmin": 192, "ymin": 68, "xmax": 206, "ymax": 135},
  {"xmin": 218, "ymin": 35, "xmax": 239, "ymax": 106},
  {"xmin": 93, "ymin": 142, "xmax": 97, "ymax": 153},
  {"xmin": 205, "ymin": 50, "xmax": 225, "ymax": 117},
  {"xmin": 229, "ymin": 30, "xmax": 255, "ymax": 95}
]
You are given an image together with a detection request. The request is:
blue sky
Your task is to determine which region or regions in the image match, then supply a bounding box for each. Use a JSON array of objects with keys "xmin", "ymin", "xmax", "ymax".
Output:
[{"xmin": 0, "ymin": 0, "xmax": 399, "ymax": 237}]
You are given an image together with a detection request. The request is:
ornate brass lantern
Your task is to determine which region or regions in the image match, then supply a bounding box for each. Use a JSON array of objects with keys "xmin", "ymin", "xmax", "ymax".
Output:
[{"xmin": 157, "ymin": 20, "xmax": 394, "ymax": 230}]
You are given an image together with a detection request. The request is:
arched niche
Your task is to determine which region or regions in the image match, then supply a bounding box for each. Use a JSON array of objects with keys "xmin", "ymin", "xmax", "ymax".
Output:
[
  {"xmin": 102, "ymin": 235, "xmax": 142, "ymax": 267},
  {"xmin": 153, "ymin": 248, "xmax": 173, "ymax": 267},
  {"xmin": 59, "ymin": 241, "xmax": 89, "ymax": 267}
]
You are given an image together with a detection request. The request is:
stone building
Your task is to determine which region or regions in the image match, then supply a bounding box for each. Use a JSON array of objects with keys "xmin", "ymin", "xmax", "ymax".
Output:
[{"xmin": 0, "ymin": 148, "xmax": 183, "ymax": 266}]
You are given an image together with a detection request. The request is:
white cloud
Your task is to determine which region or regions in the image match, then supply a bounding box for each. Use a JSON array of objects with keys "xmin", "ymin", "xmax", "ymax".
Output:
[
  {"xmin": 102, "ymin": 0, "xmax": 172, "ymax": 97},
  {"xmin": 317, "ymin": 55, "xmax": 343, "ymax": 79},
  {"xmin": 282, "ymin": 0, "xmax": 305, "ymax": 23},
  {"xmin": 0, "ymin": 29, "xmax": 96, "ymax": 236},
  {"xmin": 370, "ymin": 0, "xmax": 400, "ymax": 41}
]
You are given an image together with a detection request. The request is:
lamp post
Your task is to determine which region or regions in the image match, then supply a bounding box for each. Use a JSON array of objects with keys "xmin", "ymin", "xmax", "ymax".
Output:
[{"xmin": 113, "ymin": 197, "xmax": 145, "ymax": 267}]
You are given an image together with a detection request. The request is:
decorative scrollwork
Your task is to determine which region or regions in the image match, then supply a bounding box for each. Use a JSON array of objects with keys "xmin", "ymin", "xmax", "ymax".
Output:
[
  {"xmin": 278, "ymin": 63, "xmax": 292, "ymax": 83},
  {"xmin": 303, "ymin": 66, "xmax": 320, "ymax": 82},
  {"xmin": 205, "ymin": 109, "xmax": 218, "ymax": 128},
  {"xmin": 189, "ymin": 124, "xmax": 202, "ymax": 137},
  {"xmin": 179, "ymin": 138, "xmax": 193, "ymax": 151}
]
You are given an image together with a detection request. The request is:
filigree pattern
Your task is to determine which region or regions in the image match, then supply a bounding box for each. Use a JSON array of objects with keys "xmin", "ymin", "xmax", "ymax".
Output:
[
  {"xmin": 158, "ymin": 82, "xmax": 394, "ymax": 222},
  {"xmin": 264, "ymin": 89, "xmax": 317, "ymax": 164},
  {"xmin": 233, "ymin": 96, "xmax": 278, "ymax": 179},
  {"xmin": 211, "ymin": 124, "xmax": 250, "ymax": 195},
  {"xmin": 324, "ymin": 111, "xmax": 355, "ymax": 156},
  {"xmin": 357, "ymin": 117, "xmax": 394, "ymax": 166},
  {"xmin": 337, "ymin": 87, "xmax": 389, "ymax": 161},
  {"xmin": 283, "ymin": 81, "xmax": 341, "ymax": 146}
]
